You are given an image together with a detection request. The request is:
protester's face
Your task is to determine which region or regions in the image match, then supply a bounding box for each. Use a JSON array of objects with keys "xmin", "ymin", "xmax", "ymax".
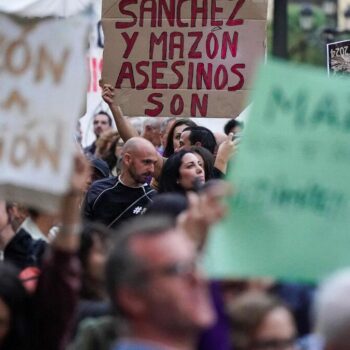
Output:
[
  {"xmin": 128, "ymin": 145, "xmax": 158, "ymax": 184},
  {"xmin": 173, "ymin": 125, "xmax": 190, "ymax": 152},
  {"xmin": 93, "ymin": 114, "xmax": 111, "ymax": 137},
  {"xmin": 131, "ymin": 229, "xmax": 215, "ymax": 334},
  {"xmin": 178, "ymin": 130, "xmax": 192, "ymax": 152},
  {"xmin": 252, "ymin": 307, "xmax": 297, "ymax": 350},
  {"xmin": 178, "ymin": 153, "xmax": 205, "ymax": 190},
  {"xmin": 87, "ymin": 235, "xmax": 108, "ymax": 282},
  {"xmin": 0, "ymin": 297, "xmax": 10, "ymax": 345}
]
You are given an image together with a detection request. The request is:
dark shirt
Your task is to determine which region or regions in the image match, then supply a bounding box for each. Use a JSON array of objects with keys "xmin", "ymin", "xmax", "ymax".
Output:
[
  {"xmin": 83, "ymin": 177, "xmax": 156, "ymax": 228},
  {"xmin": 213, "ymin": 167, "xmax": 224, "ymax": 179},
  {"xmin": 2, "ymin": 249, "xmax": 81, "ymax": 350},
  {"xmin": 30, "ymin": 249, "xmax": 81, "ymax": 350},
  {"xmin": 84, "ymin": 141, "xmax": 97, "ymax": 157},
  {"xmin": 4, "ymin": 228, "xmax": 47, "ymax": 269}
]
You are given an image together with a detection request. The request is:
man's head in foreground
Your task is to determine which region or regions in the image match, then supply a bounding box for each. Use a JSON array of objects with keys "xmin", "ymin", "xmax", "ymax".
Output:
[{"xmin": 106, "ymin": 216, "xmax": 215, "ymax": 347}]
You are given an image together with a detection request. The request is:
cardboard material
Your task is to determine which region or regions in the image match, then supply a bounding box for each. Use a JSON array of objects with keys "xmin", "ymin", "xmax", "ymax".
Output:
[
  {"xmin": 116, "ymin": 89, "xmax": 249, "ymax": 117},
  {"xmin": 204, "ymin": 59, "xmax": 350, "ymax": 283},
  {"xmin": 102, "ymin": 0, "xmax": 267, "ymax": 117},
  {"xmin": 0, "ymin": 14, "xmax": 89, "ymax": 212},
  {"xmin": 102, "ymin": 0, "xmax": 268, "ymax": 20},
  {"xmin": 327, "ymin": 39, "xmax": 350, "ymax": 76}
]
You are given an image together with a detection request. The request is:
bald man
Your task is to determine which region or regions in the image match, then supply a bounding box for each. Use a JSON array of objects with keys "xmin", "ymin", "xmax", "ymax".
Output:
[{"xmin": 83, "ymin": 137, "xmax": 158, "ymax": 228}]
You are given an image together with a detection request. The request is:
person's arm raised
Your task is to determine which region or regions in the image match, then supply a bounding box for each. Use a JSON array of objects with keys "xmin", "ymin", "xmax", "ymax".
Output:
[
  {"xmin": 214, "ymin": 132, "xmax": 236, "ymax": 175},
  {"xmin": 53, "ymin": 152, "xmax": 90, "ymax": 252},
  {"xmin": 101, "ymin": 83, "xmax": 139, "ymax": 142},
  {"xmin": 32, "ymin": 153, "xmax": 91, "ymax": 350},
  {"xmin": 101, "ymin": 82, "xmax": 165, "ymax": 179}
]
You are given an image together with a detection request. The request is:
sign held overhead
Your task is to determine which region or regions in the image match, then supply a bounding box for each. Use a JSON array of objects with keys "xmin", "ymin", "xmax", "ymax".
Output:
[
  {"xmin": 102, "ymin": 0, "xmax": 267, "ymax": 118},
  {"xmin": 0, "ymin": 13, "xmax": 89, "ymax": 212}
]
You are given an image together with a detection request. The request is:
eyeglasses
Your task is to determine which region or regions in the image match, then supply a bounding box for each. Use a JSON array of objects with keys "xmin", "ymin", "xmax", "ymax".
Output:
[{"xmin": 142, "ymin": 259, "xmax": 199, "ymax": 279}]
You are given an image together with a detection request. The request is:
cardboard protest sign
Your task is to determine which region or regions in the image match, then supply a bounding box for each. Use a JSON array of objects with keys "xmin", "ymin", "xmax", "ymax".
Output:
[
  {"xmin": 102, "ymin": 0, "xmax": 267, "ymax": 118},
  {"xmin": 0, "ymin": 14, "xmax": 89, "ymax": 212},
  {"xmin": 204, "ymin": 59, "xmax": 350, "ymax": 283},
  {"xmin": 327, "ymin": 39, "xmax": 350, "ymax": 76}
]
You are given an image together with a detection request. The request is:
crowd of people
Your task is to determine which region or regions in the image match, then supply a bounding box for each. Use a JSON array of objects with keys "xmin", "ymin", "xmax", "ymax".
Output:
[{"xmin": 0, "ymin": 82, "xmax": 349, "ymax": 350}]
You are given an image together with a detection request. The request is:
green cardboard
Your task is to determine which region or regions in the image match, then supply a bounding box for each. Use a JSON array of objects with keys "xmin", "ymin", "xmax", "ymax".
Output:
[{"xmin": 204, "ymin": 59, "xmax": 350, "ymax": 283}]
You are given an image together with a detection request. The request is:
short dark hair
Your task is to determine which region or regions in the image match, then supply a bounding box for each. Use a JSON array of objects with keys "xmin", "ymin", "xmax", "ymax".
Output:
[
  {"xmin": 163, "ymin": 119, "xmax": 197, "ymax": 158},
  {"xmin": 94, "ymin": 111, "xmax": 112, "ymax": 126},
  {"xmin": 158, "ymin": 150, "xmax": 195, "ymax": 194},
  {"xmin": 27, "ymin": 208, "xmax": 40, "ymax": 220},
  {"xmin": 105, "ymin": 215, "xmax": 175, "ymax": 316},
  {"xmin": 224, "ymin": 119, "xmax": 242, "ymax": 135},
  {"xmin": 183, "ymin": 126, "xmax": 217, "ymax": 154}
]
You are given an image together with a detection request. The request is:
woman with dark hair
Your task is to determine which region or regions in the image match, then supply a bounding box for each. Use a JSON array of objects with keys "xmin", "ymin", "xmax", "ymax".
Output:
[
  {"xmin": 95, "ymin": 130, "xmax": 123, "ymax": 175},
  {"xmin": 158, "ymin": 150, "xmax": 205, "ymax": 194},
  {"xmin": 163, "ymin": 119, "xmax": 197, "ymax": 158},
  {"xmin": 191, "ymin": 146, "xmax": 215, "ymax": 181},
  {"xmin": 78, "ymin": 223, "xmax": 111, "ymax": 301},
  {"xmin": 71, "ymin": 223, "xmax": 113, "ymax": 338}
]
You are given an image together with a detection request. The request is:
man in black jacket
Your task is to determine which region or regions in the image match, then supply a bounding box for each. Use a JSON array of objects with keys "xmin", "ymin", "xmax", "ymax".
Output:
[{"xmin": 83, "ymin": 137, "xmax": 157, "ymax": 229}]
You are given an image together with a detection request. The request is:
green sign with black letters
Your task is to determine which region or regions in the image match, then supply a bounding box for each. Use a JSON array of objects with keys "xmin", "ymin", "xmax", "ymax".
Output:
[{"xmin": 204, "ymin": 59, "xmax": 350, "ymax": 282}]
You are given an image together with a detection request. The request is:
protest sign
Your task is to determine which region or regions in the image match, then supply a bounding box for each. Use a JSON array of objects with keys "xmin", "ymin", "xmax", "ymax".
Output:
[
  {"xmin": 101, "ymin": 0, "xmax": 267, "ymax": 118},
  {"xmin": 0, "ymin": 14, "xmax": 89, "ymax": 212},
  {"xmin": 204, "ymin": 59, "xmax": 350, "ymax": 283},
  {"xmin": 0, "ymin": 0, "xmax": 92, "ymax": 17},
  {"xmin": 327, "ymin": 39, "xmax": 350, "ymax": 76}
]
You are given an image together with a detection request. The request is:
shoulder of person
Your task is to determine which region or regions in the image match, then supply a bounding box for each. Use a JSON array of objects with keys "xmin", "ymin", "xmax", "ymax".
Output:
[{"xmin": 88, "ymin": 177, "xmax": 119, "ymax": 195}]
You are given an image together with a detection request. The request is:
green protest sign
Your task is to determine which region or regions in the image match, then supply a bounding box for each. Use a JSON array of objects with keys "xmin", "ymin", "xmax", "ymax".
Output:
[{"xmin": 204, "ymin": 59, "xmax": 350, "ymax": 283}]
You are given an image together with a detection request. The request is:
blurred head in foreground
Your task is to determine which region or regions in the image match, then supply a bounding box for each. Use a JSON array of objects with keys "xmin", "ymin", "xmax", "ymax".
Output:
[
  {"xmin": 105, "ymin": 216, "xmax": 215, "ymax": 347},
  {"xmin": 314, "ymin": 268, "xmax": 350, "ymax": 350},
  {"xmin": 228, "ymin": 291, "xmax": 297, "ymax": 350}
]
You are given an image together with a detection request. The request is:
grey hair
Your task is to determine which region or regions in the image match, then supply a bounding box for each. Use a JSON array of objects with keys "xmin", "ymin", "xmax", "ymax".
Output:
[
  {"xmin": 314, "ymin": 268, "xmax": 350, "ymax": 347},
  {"xmin": 128, "ymin": 117, "xmax": 142, "ymax": 135},
  {"xmin": 105, "ymin": 215, "xmax": 176, "ymax": 316},
  {"xmin": 143, "ymin": 117, "xmax": 162, "ymax": 130},
  {"xmin": 160, "ymin": 117, "xmax": 176, "ymax": 133}
]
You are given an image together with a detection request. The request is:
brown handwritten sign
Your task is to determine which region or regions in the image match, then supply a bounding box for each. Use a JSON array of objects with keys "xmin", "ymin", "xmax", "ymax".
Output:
[
  {"xmin": 0, "ymin": 14, "xmax": 89, "ymax": 212},
  {"xmin": 102, "ymin": 0, "xmax": 267, "ymax": 117}
]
